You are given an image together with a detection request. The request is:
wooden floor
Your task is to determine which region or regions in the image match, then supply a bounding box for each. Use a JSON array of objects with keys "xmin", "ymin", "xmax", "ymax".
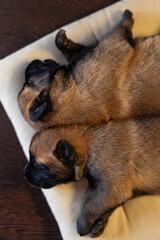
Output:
[{"xmin": 0, "ymin": 0, "xmax": 118, "ymax": 239}]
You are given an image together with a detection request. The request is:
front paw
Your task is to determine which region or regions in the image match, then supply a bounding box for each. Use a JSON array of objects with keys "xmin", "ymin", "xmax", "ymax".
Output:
[
  {"xmin": 77, "ymin": 216, "xmax": 91, "ymax": 236},
  {"xmin": 90, "ymin": 219, "xmax": 106, "ymax": 238},
  {"xmin": 122, "ymin": 9, "xmax": 134, "ymax": 29},
  {"xmin": 56, "ymin": 29, "xmax": 68, "ymax": 49}
]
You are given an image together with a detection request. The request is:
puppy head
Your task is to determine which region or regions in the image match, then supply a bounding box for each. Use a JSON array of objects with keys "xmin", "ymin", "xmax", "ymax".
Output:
[
  {"xmin": 24, "ymin": 129, "xmax": 78, "ymax": 189},
  {"xmin": 18, "ymin": 59, "xmax": 65, "ymax": 129}
]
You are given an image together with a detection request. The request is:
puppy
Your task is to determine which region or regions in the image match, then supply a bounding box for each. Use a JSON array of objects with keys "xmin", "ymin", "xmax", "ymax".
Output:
[
  {"xmin": 19, "ymin": 10, "xmax": 160, "ymax": 130},
  {"xmin": 24, "ymin": 116, "xmax": 160, "ymax": 237}
]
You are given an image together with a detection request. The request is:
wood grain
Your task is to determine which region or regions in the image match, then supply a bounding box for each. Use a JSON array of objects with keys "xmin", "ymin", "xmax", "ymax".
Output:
[
  {"xmin": 0, "ymin": 0, "xmax": 118, "ymax": 58},
  {"xmin": 0, "ymin": 104, "xmax": 62, "ymax": 240},
  {"xmin": 0, "ymin": 0, "xmax": 118, "ymax": 239}
]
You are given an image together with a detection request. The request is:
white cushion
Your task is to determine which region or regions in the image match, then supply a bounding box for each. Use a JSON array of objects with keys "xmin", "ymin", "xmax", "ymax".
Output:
[{"xmin": 0, "ymin": 0, "xmax": 160, "ymax": 239}]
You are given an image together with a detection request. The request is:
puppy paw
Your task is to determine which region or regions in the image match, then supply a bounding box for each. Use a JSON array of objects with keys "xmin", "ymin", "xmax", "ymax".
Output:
[
  {"xmin": 56, "ymin": 29, "xmax": 69, "ymax": 49},
  {"xmin": 122, "ymin": 9, "xmax": 134, "ymax": 29},
  {"xmin": 123, "ymin": 9, "xmax": 133, "ymax": 20},
  {"xmin": 77, "ymin": 217, "xmax": 91, "ymax": 236},
  {"xmin": 90, "ymin": 219, "xmax": 106, "ymax": 238}
]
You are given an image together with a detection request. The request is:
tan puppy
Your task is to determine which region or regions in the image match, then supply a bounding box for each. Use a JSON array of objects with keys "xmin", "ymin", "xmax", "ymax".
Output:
[
  {"xmin": 24, "ymin": 116, "xmax": 160, "ymax": 237},
  {"xmin": 19, "ymin": 10, "xmax": 160, "ymax": 130}
]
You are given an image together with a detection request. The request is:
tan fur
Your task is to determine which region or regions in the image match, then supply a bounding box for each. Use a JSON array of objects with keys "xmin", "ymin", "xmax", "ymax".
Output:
[
  {"xmin": 30, "ymin": 124, "xmax": 90, "ymax": 175},
  {"xmin": 29, "ymin": 116, "xmax": 160, "ymax": 236},
  {"xmin": 18, "ymin": 10, "xmax": 160, "ymax": 130},
  {"xmin": 18, "ymin": 73, "xmax": 54, "ymax": 129}
]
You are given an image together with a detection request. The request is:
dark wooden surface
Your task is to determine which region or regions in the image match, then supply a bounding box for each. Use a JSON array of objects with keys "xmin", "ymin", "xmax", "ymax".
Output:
[{"xmin": 0, "ymin": 1, "xmax": 118, "ymax": 239}]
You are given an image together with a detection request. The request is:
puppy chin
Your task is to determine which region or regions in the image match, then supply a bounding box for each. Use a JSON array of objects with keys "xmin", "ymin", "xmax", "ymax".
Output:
[
  {"xmin": 28, "ymin": 181, "xmax": 54, "ymax": 189},
  {"xmin": 25, "ymin": 176, "xmax": 75, "ymax": 189},
  {"xmin": 31, "ymin": 181, "xmax": 56, "ymax": 189}
]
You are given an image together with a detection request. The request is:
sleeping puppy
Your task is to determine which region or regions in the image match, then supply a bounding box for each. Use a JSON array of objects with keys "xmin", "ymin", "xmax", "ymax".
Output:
[
  {"xmin": 18, "ymin": 9, "xmax": 160, "ymax": 130},
  {"xmin": 24, "ymin": 116, "xmax": 160, "ymax": 237}
]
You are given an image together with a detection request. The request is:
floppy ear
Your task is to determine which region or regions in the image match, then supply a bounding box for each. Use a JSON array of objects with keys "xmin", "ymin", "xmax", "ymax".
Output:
[
  {"xmin": 54, "ymin": 141, "xmax": 76, "ymax": 167},
  {"xmin": 29, "ymin": 92, "xmax": 49, "ymax": 122}
]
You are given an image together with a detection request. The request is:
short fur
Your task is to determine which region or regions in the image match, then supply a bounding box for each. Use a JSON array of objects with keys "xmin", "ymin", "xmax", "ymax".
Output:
[
  {"xmin": 18, "ymin": 10, "xmax": 160, "ymax": 130},
  {"xmin": 24, "ymin": 116, "xmax": 160, "ymax": 237}
]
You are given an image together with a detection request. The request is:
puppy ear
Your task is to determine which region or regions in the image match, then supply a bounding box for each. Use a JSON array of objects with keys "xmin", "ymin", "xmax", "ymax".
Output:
[
  {"xmin": 29, "ymin": 92, "xmax": 49, "ymax": 122},
  {"xmin": 54, "ymin": 141, "xmax": 76, "ymax": 167}
]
